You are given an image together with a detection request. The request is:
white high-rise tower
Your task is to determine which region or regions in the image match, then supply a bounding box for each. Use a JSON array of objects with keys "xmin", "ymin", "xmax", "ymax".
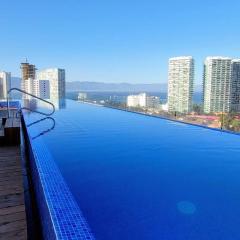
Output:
[
  {"xmin": 37, "ymin": 68, "xmax": 65, "ymax": 100},
  {"xmin": 167, "ymin": 56, "xmax": 194, "ymax": 113},
  {"xmin": 231, "ymin": 59, "xmax": 240, "ymax": 112},
  {"xmin": 203, "ymin": 57, "xmax": 232, "ymax": 113},
  {"xmin": 0, "ymin": 71, "xmax": 11, "ymax": 100}
]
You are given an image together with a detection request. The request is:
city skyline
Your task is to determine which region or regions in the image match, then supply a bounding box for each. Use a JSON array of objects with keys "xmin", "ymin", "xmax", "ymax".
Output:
[
  {"xmin": 2, "ymin": 56, "xmax": 240, "ymax": 86},
  {"xmin": 1, "ymin": 0, "xmax": 240, "ymax": 84}
]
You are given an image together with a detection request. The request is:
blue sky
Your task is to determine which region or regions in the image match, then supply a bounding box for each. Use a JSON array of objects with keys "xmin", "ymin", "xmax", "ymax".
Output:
[{"xmin": 1, "ymin": 0, "xmax": 240, "ymax": 84}]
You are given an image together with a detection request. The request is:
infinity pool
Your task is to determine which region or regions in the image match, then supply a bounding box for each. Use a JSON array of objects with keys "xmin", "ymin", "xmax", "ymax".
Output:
[{"xmin": 24, "ymin": 100, "xmax": 240, "ymax": 240}]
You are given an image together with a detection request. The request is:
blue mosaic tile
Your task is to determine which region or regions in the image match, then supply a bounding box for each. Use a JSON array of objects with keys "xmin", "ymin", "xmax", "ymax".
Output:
[{"xmin": 23, "ymin": 114, "xmax": 95, "ymax": 240}]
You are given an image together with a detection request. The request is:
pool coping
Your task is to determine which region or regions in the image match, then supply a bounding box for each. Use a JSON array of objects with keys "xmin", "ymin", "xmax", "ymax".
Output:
[{"xmin": 22, "ymin": 113, "xmax": 95, "ymax": 240}]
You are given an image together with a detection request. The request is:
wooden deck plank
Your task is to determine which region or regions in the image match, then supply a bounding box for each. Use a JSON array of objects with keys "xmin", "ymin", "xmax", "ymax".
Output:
[
  {"xmin": 0, "ymin": 211, "xmax": 26, "ymax": 225},
  {"xmin": 0, "ymin": 205, "xmax": 25, "ymax": 216},
  {"xmin": 0, "ymin": 187, "xmax": 25, "ymax": 197},
  {"xmin": 0, "ymin": 169, "xmax": 22, "ymax": 178},
  {"xmin": 0, "ymin": 228, "xmax": 27, "ymax": 240},
  {"xmin": 0, "ymin": 167, "xmax": 22, "ymax": 174},
  {"xmin": 0, "ymin": 219, "xmax": 27, "ymax": 234},
  {"xmin": 0, "ymin": 173, "xmax": 23, "ymax": 180},
  {"xmin": 0, "ymin": 147, "xmax": 27, "ymax": 239}
]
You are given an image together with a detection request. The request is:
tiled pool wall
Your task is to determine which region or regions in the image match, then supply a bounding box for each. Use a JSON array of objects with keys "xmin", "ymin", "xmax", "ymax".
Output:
[{"xmin": 22, "ymin": 115, "xmax": 95, "ymax": 240}]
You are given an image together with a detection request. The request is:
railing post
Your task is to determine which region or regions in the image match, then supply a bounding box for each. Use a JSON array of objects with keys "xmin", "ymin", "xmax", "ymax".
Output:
[{"xmin": 7, "ymin": 91, "xmax": 10, "ymax": 118}]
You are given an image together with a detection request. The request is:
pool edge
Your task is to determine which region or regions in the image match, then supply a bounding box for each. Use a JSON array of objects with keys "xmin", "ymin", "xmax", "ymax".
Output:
[
  {"xmin": 22, "ymin": 114, "xmax": 96, "ymax": 240},
  {"xmin": 101, "ymin": 104, "xmax": 240, "ymax": 136}
]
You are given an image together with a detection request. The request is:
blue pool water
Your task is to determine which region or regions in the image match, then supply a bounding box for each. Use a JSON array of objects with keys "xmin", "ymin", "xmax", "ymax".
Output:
[{"xmin": 24, "ymin": 100, "xmax": 240, "ymax": 240}]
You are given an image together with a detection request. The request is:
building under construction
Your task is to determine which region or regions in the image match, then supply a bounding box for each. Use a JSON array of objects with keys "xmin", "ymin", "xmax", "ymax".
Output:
[
  {"xmin": 20, "ymin": 62, "xmax": 37, "ymax": 99},
  {"xmin": 21, "ymin": 62, "xmax": 36, "ymax": 80}
]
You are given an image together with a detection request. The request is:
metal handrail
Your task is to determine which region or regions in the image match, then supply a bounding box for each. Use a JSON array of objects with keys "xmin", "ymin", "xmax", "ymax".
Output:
[
  {"xmin": 26, "ymin": 116, "xmax": 55, "ymax": 128},
  {"xmin": 7, "ymin": 88, "xmax": 55, "ymax": 118},
  {"xmin": 26, "ymin": 116, "xmax": 56, "ymax": 140}
]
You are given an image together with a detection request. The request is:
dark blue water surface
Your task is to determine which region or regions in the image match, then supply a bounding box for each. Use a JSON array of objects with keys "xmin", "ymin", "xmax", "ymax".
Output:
[{"xmin": 25, "ymin": 100, "xmax": 240, "ymax": 240}]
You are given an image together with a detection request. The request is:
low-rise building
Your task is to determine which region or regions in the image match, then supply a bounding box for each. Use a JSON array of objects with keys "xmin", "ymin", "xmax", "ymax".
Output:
[
  {"xmin": 127, "ymin": 93, "xmax": 160, "ymax": 108},
  {"xmin": 78, "ymin": 92, "xmax": 87, "ymax": 101},
  {"xmin": 146, "ymin": 96, "xmax": 160, "ymax": 109},
  {"xmin": 160, "ymin": 103, "xmax": 168, "ymax": 112},
  {"xmin": 127, "ymin": 93, "xmax": 147, "ymax": 107}
]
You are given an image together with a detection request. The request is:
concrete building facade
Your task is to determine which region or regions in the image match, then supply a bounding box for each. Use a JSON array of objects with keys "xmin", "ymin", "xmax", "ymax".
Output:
[
  {"xmin": 203, "ymin": 57, "xmax": 232, "ymax": 113},
  {"xmin": 168, "ymin": 56, "xmax": 194, "ymax": 113},
  {"xmin": 21, "ymin": 62, "xmax": 36, "ymax": 98},
  {"xmin": 37, "ymin": 68, "xmax": 65, "ymax": 100},
  {"xmin": 127, "ymin": 93, "xmax": 160, "ymax": 108},
  {"xmin": 0, "ymin": 71, "xmax": 11, "ymax": 100},
  {"xmin": 39, "ymin": 80, "xmax": 50, "ymax": 99},
  {"xmin": 127, "ymin": 93, "xmax": 147, "ymax": 108},
  {"xmin": 231, "ymin": 59, "xmax": 240, "ymax": 112}
]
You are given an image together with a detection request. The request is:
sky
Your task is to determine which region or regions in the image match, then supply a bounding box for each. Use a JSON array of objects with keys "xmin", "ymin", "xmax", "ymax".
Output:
[{"xmin": 0, "ymin": 0, "xmax": 240, "ymax": 84}]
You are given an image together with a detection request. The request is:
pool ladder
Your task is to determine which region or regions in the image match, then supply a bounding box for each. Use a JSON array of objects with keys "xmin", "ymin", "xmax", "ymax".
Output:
[{"xmin": 7, "ymin": 88, "xmax": 55, "ymax": 118}]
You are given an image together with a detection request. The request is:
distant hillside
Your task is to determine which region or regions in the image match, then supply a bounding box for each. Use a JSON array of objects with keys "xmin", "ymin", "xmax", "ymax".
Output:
[
  {"xmin": 66, "ymin": 81, "xmax": 202, "ymax": 93},
  {"xmin": 66, "ymin": 81, "xmax": 168, "ymax": 92},
  {"xmin": 10, "ymin": 78, "xmax": 202, "ymax": 93}
]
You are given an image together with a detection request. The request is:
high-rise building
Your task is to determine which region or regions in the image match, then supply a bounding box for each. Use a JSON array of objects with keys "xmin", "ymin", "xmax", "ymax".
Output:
[
  {"xmin": 21, "ymin": 62, "xmax": 36, "ymax": 94},
  {"xmin": 37, "ymin": 68, "xmax": 65, "ymax": 100},
  {"xmin": 21, "ymin": 62, "xmax": 36, "ymax": 80},
  {"xmin": 231, "ymin": 59, "xmax": 240, "ymax": 112},
  {"xmin": 0, "ymin": 71, "xmax": 11, "ymax": 100},
  {"xmin": 167, "ymin": 56, "xmax": 194, "ymax": 113},
  {"xmin": 203, "ymin": 57, "xmax": 232, "ymax": 113},
  {"xmin": 23, "ymin": 78, "xmax": 39, "ymax": 99},
  {"xmin": 21, "ymin": 62, "xmax": 36, "ymax": 98},
  {"xmin": 39, "ymin": 80, "xmax": 50, "ymax": 99}
]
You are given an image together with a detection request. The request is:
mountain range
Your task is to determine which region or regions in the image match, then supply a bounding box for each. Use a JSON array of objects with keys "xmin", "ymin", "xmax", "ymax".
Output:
[
  {"xmin": 10, "ymin": 77, "xmax": 202, "ymax": 93},
  {"xmin": 66, "ymin": 81, "xmax": 169, "ymax": 92},
  {"xmin": 66, "ymin": 81, "xmax": 202, "ymax": 92}
]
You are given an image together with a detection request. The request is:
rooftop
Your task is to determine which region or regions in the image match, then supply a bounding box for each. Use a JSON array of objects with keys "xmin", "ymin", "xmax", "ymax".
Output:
[{"xmin": 169, "ymin": 56, "xmax": 193, "ymax": 61}]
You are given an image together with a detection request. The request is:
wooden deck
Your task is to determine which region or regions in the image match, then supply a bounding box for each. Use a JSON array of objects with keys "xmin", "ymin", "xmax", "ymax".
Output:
[{"xmin": 0, "ymin": 147, "xmax": 27, "ymax": 239}]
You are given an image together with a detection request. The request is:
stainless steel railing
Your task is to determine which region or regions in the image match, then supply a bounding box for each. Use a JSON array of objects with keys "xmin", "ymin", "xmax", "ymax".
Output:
[
  {"xmin": 7, "ymin": 88, "xmax": 55, "ymax": 118},
  {"xmin": 27, "ymin": 116, "xmax": 56, "ymax": 140}
]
